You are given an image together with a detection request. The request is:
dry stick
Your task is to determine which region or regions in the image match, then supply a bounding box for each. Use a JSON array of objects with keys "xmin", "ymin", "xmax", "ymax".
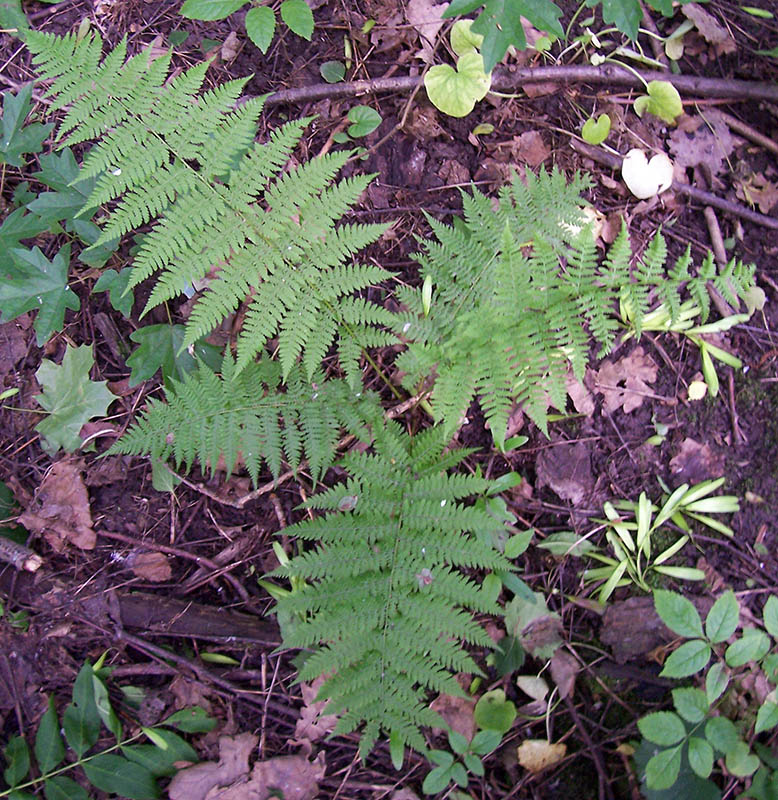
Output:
[
  {"xmin": 261, "ymin": 65, "xmax": 778, "ymax": 108},
  {"xmin": 563, "ymin": 694, "xmax": 614, "ymax": 800},
  {"xmin": 718, "ymin": 110, "xmax": 778, "ymax": 156},
  {"xmin": 569, "ymin": 138, "xmax": 778, "ymax": 230}
]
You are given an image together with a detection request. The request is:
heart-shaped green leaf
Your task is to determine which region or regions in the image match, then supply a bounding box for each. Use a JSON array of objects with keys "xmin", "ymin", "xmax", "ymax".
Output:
[
  {"xmin": 424, "ymin": 52, "xmax": 491, "ymax": 117},
  {"xmin": 581, "ymin": 113, "xmax": 611, "ymax": 144},
  {"xmin": 450, "ymin": 19, "xmax": 483, "ymax": 55},
  {"xmin": 633, "ymin": 80, "xmax": 683, "ymax": 124}
]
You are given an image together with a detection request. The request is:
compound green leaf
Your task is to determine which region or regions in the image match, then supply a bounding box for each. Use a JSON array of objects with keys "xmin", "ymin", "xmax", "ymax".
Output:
[
  {"xmin": 424, "ymin": 52, "xmax": 491, "ymax": 117},
  {"xmin": 705, "ymin": 589, "xmax": 739, "ymax": 644},
  {"xmin": 35, "ymin": 696, "xmax": 65, "ymax": 774},
  {"xmin": 280, "ymin": 0, "xmax": 314, "ymax": 39},
  {"xmin": 644, "ymin": 746, "xmax": 682, "ymax": 791},
  {"xmin": 654, "ymin": 589, "xmax": 704, "ymax": 639},
  {"xmin": 688, "ymin": 736, "xmax": 714, "ymax": 779},
  {"xmin": 638, "ymin": 711, "xmax": 686, "ymax": 746},
  {"xmin": 43, "ymin": 776, "xmax": 89, "ymax": 800},
  {"xmin": 725, "ymin": 628, "xmax": 771, "ymax": 667},
  {"xmin": 34, "ymin": 344, "xmax": 116, "ymax": 455},
  {"xmin": 0, "ymin": 84, "xmax": 53, "ymax": 167},
  {"xmin": 62, "ymin": 663, "xmax": 101, "ymax": 757},
  {"xmin": 672, "ymin": 687, "xmax": 709, "ymax": 724},
  {"xmin": 82, "ymin": 754, "xmax": 159, "ymax": 799},
  {"xmin": 660, "ymin": 639, "xmax": 711, "ymax": 678},
  {"xmin": 586, "ymin": 0, "xmax": 641, "ymax": 39},
  {"xmin": 3, "ymin": 735, "xmax": 29, "ymax": 787},
  {"xmin": 763, "ymin": 595, "xmax": 778, "ymax": 639},
  {"xmin": 0, "ymin": 245, "xmax": 79, "ymax": 346},
  {"xmin": 245, "ymin": 6, "xmax": 275, "ymax": 53},
  {"xmin": 93, "ymin": 267, "xmax": 134, "ymax": 318},
  {"xmin": 179, "ymin": 0, "xmax": 246, "ymax": 20},
  {"xmin": 126, "ymin": 324, "xmax": 221, "ymax": 388}
]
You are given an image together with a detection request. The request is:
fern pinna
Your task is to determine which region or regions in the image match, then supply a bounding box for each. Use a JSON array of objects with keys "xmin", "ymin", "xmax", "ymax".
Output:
[
  {"xmin": 395, "ymin": 169, "xmax": 755, "ymax": 447},
  {"xmin": 107, "ymin": 355, "xmax": 377, "ymax": 486},
  {"xmin": 273, "ymin": 421, "xmax": 513, "ymax": 756},
  {"xmin": 25, "ymin": 30, "xmax": 395, "ymax": 383}
]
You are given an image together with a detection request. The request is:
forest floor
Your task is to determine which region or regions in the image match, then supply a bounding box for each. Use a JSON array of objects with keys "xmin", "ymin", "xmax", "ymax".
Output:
[{"xmin": 1, "ymin": 0, "xmax": 778, "ymax": 798}]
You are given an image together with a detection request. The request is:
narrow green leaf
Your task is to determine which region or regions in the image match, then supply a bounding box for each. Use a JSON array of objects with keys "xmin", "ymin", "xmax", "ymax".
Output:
[
  {"xmin": 705, "ymin": 662, "xmax": 728, "ymax": 705},
  {"xmin": 705, "ymin": 590, "xmax": 739, "ymax": 643},
  {"xmin": 763, "ymin": 595, "xmax": 778, "ymax": 639},
  {"xmin": 660, "ymin": 639, "xmax": 711, "ymax": 678},
  {"xmin": 122, "ymin": 730, "xmax": 197, "ymax": 778},
  {"xmin": 653, "ymin": 589, "xmax": 704, "ymax": 638},
  {"xmin": 161, "ymin": 706, "xmax": 217, "ymax": 733},
  {"xmin": 82, "ymin": 754, "xmax": 160, "ymax": 799},
  {"xmin": 62, "ymin": 663, "xmax": 101, "ymax": 757},
  {"xmin": 35, "ymin": 696, "xmax": 65, "ymax": 774},
  {"xmin": 687, "ymin": 736, "xmax": 714, "ymax": 779},
  {"xmin": 280, "ymin": 0, "xmax": 314, "ymax": 39},
  {"xmin": 44, "ymin": 776, "xmax": 89, "ymax": 800},
  {"xmin": 389, "ymin": 731, "xmax": 404, "ymax": 771}
]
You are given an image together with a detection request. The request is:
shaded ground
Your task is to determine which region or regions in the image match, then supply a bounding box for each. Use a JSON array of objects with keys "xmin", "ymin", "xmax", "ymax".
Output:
[{"xmin": 0, "ymin": 0, "xmax": 777, "ymax": 798}]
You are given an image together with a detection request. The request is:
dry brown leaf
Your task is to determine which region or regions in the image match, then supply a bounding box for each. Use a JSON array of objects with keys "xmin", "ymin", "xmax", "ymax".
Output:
[
  {"xmin": 19, "ymin": 458, "xmax": 96, "ymax": 551},
  {"xmin": 210, "ymin": 753, "xmax": 325, "ymax": 800},
  {"xmin": 669, "ymin": 111, "xmax": 736, "ymax": 179},
  {"xmin": 429, "ymin": 692, "xmax": 476, "ymax": 741},
  {"xmin": 736, "ymin": 172, "xmax": 778, "ymax": 215},
  {"xmin": 221, "ymin": 30, "xmax": 240, "ymax": 62},
  {"xmin": 513, "ymin": 131, "xmax": 550, "ymax": 167},
  {"xmin": 549, "ymin": 649, "xmax": 579, "ymax": 699},
  {"xmin": 565, "ymin": 373, "xmax": 594, "ymax": 416},
  {"xmin": 169, "ymin": 674, "xmax": 214, "ymax": 715},
  {"xmin": 682, "ymin": 3, "xmax": 736, "ymax": 54},
  {"xmin": 168, "ymin": 733, "xmax": 257, "ymax": 800},
  {"xmin": 406, "ymin": 0, "xmax": 446, "ymax": 64},
  {"xmin": 128, "ymin": 551, "xmax": 172, "ymax": 582},
  {"xmin": 517, "ymin": 739, "xmax": 567, "ymax": 773},
  {"xmin": 669, "ymin": 437, "xmax": 724, "ymax": 482},
  {"xmin": 590, "ymin": 347, "xmax": 657, "ymax": 414},
  {"xmin": 291, "ymin": 676, "xmax": 340, "ymax": 750},
  {"xmin": 536, "ymin": 440, "xmax": 593, "ymax": 506},
  {"xmin": 0, "ymin": 319, "xmax": 27, "ymax": 377}
]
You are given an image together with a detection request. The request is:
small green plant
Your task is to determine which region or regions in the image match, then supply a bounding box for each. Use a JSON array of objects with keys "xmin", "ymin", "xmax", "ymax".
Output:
[
  {"xmin": 422, "ymin": 729, "xmax": 502, "ymax": 794},
  {"xmin": 0, "ymin": 654, "xmax": 215, "ymax": 799},
  {"xmin": 179, "ymin": 0, "xmax": 314, "ymax": 54},
  {"xmin": 580, "ymin": 479, "xmax": 739, "ymax": 602},
  {"xmin": 635, "ymin": 590, "xmax": 778, "ymax": 796}
]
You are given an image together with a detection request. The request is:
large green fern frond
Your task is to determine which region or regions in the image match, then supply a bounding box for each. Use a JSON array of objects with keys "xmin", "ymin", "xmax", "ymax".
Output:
[{"xmin": 274, "ymin": 421, "xmax": 513, "ymax": 756}]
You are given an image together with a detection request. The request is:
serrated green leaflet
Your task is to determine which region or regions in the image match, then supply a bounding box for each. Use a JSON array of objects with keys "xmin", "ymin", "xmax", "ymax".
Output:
[
  {"xmin": 35, "ymin": 696, "xmax": 65, "ymax": 774},
  {"xmin": 654, "ymin": 589, "xmax": 704, "ymax": 638},
  {"xmin": 645, "ymin": 745, "xmax": 682, "ymax": 791},
  {"xmin": 34, "ymin": 344, "xmax": 116, "ymax": 455},
  {"xmin": 705, "ymin": 589, "xmax": 739, "ymax": 643},
  {"xmin": 660, "ymin": 639, "xmax": 711, "ymax": 678},
  {"xmin": 688, "ymin": 736, "xmax": 714, "ymax": 779},
  {"xmin": 245, "ymin": 6, "xmax": 275, "ymax": 52},
  {"xmin": 179, "ymin": 0, "xmax": 245, "ymax": 20},
  {"xmin": 672, "ymin": 687, "xmax": 708, "ymax": 723},
  {"xmin": 280, "ymin": 0, "xmax": 313, "ymax": 39},
  {"xmin": 725, "ymin": 628, "xmax": 771, "ymax": 667},
  {"xmin": 638, "ymin": 711, "xmax": 686, "ymax": 745}
]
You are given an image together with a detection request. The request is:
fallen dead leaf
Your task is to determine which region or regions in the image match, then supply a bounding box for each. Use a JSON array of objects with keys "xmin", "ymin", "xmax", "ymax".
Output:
[
  {"xmin": 565, "ymin": 373, "xmax": 594, "ymax": 416},
  {"xmin": 429, "ymin": 692, "xmax": 476, "ymax": 742},
  {"xmin": 128, "ymin": 551, "xmax": 172, "ymax": 582},
  {"xmin": 669, "ymin": 111, "xmax": 736, "ymax": 180},
  {"xmin": 0, "ymin": 319, "xmax": 28, "ymax": 377},
  {"xmin": 406, "ymin": 0, "xmax": 446, "ymax": 64},
  {"xmin": 669, "ymin": 437, "xmax": 724, "ymax": 482},
  {"xmin": 389, "ymin": 790, "xmax": 422, "ymax": 800},
  {"xmin": 549, "ymin": 649, "xmax": 579, "ymax": 699},
  {"xmin": 536, "ymin": 440, "xmax": 594, "ymax": 506},
  {"xmin": 19, "ymin": 458, "xmax": 96, "ymax": 551},
  {"xmin": 590, "ymin": 347, "xmax": 658, "ymax": 414},
  {"xmin": 736, "ymin": 172, "xmax": 778, "ymax": 215},
  {"xmin": 169, "ymin": 674, "xmax": 214, "ymax": 715},
  {"xmin": 221, "ymin": 30, "xmax": 240, "ymax": 62},
  {"xmin": 515, "ymin": 675, "xmax": 549, "ymax": 703},
  {"xmin": 513, "ymin": 130, "xmax": 550, "ymax": 167},
  {"xmin": 682, "ymin": 3, "xmax": 736, "ymax": 54},
  {"xmin": 291, "ymin": 676, "xmax": 340, "ymax": 751},
  {"xmin": 517, "ymin": 739, "xmax": 567, "ymax": 773},
  {"xmin": 212, "ymin": 753, "xmax": 325, "ymax": 800}
]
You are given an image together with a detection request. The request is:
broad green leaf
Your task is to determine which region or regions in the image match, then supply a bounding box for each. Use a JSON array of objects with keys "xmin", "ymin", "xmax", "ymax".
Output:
[
  {"xmin": 126, "ymin": 324, "xmax": 221, "ymax": 388},
  {"xmin": 471, "ymin": 728, "xmax": 501, "ymax": 754},
  {"xmin": 764, "ymin": 654, "xmax": 778, "ymax": 683},
  {"xmin": 161, "ymin": 706, "xmax": 217, "ymax": 733},
  {"xmin": 463, "ymin": 752, "xmax": 485, "ymax": 775},
  {"xmin": 422, "ymin": 764, "xmax": 453, "ymax": 794},
  {"xmin": 43, "ymin": 776, "xmax": 89, "ymax": 800},
  {"xmin": 34, "ymin": 345, "xmax": 116, "ymax": 455},
  {"xmin": 724, "ymin": 741, "xmax": 759, "ymax": 777},
  {"xmin": 0, "ymin": 207, "xmax": 47, "ymax": 274},
  {"xmin": 0, "ymin": 85, "xmax": 53, "ymax": 166},
  {"xmin": 448, "ymin": 730, "xmax": 469, "ymax": 755},
  {"xmin": 320, "ymin": 60, "xmax": 345, "ymax": 83},
  {"xmin": 763, "ymin": 595, "xmax": 778, "ymax": 639},
  {"xmin": 424, "ymin": 52, "xmax": 491, "ymax": 117},
  {"xmin": 688, "ymin": 736, "xmax": 714, "ymax": 779},
  {"xmin": 586, "ymin": 0, "xmax": 641, "ymax": 39},
  {"xmin": 644, "ymin": 746, "xmax": 682, "ymax": 791},
  {"xmin": 122, "ymin": 730, "xmax": 197, "ymax": 778},
  {"xmin": 725, "ymin": 628, "xmax": 771, "ymax": 667},
  {"xmin": 450, "ymin": 19, "xmax": 483, "ymax": 55},
  {"xmin": 633, "ymin": 81, "xmax": 683, "ymax": 125},
  {"xmin": 346, "ymin": 105, "xmax": 382, "ymax": 138},
  {"xmin": 581, "ymin": 114, "xmax": 611, "ymax": 145},
  {"xmin": 179, "ymin": 0, "xmax": 246, "ymax": 20},
  {"xmin": 0, "ymin": 0, "xmax": 30, "ymax": 38},
  {"xmin": 492, "ymin": 635, "xmax": 525, "ymax": 676},
  {"xmin": 93, "ymin": 267, "xmax": 134, "ymax": 318},
  {"xmin": 705, "ymin": 662, "xmax": 728, "ymax": 705},
  {"xmin": 672, "ymin": 687, "xmax": 709, "ymax": 723},
  {"xmin": 654, "ymin": 589, "xmax": 704, "ymax": 638},
  {"xmin": 35, "ymin": 696, "xmax": 65, "ymax": 774},
  {"xmin": 68, "ymin": 219, "xmax": 120, "ymax": 268},
  {"xmin": 245, "ymin": 6, "xmax": 275, "ymax": 53},
  {"xmin": 62, "ymin": 663, "xmax": 101, "ymax": 757},
  {"xmin": 704, "ymin": 716, "xmax": 738, "ymax": 754},
  {"xmin": 660, "ymin": 639, "xmax": 711, "ymax": 678},
  {"xmin": 505, "ymin": 591, "xmax": 562, "ymax": 660},
  {"xmin": 755, "ymin": 701, "xmax": 778, "ymax": 735},
  {"xmin": 3, "ymin": 735, "xmax": 29, "ymax": 786},
  {"xmin": 474, "ymin": 689, "xmax": 516, "ymax": 733},
  {"xmin": 280, "ymin": 0, "xmax": 314, "ymax": 39},
  {"xmin": 28, "ymin": 148, "xmax": 94, "ymax": 225},
  {"xmin": 82, "ymin": 754, "xmax": 160, "ymax": 799},
  {"xmin": 637, "ymin": 711, "xmax": 686, "ymax": 746},
  {"xmin": 705, "ymin": 590, "xmax": 739, "ymax": 643},
  {"xmin": 504, "ymin": 529, "xmax": 532, "ymax": 558},
  {"xmin": 0, "ymin": 245, "xmax": 79, "ymax": 346}
]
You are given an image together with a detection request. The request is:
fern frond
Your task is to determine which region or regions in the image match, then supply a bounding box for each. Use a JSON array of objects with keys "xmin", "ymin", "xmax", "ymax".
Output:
[{"xmin": 275, "ymin": 422, "xmax": 513, "ymax": 756}]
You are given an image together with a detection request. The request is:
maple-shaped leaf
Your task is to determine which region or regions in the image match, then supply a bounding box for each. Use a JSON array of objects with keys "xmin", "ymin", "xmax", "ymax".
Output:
[
  {"xmin": 126, "ymin": 324, "xmax": 221, "ymax": 388},
  {"xmin": 0, "ymin": 245, "xmax": 79, "ymax": 345},
  {"xmin": 585, "ymin": 0, "xmax": 641, "ymax": 39},
  {"xmin": 34, "ymin": 344, "xmax": 116, "ymax": 455},
  {"xmin": 93, "ymin": 267, "xmax": 135, "ymax": 318},
  {"xmin": 27, "ymin": 148, "xmax": 95, "ymax": 227},
  {"xmin": 0, "ymin": 84, "xmax": 53, "ymax": 167},
  {"xmin": 0, "ymin": 207, "xmax": 48, "ymax": 275}
]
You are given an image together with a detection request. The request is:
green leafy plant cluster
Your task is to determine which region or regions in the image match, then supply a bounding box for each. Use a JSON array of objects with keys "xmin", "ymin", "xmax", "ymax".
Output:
[
  {"xmin": 635, "ymin": 590, "xmax": 778, "ymax": 798},
  {"xmin": 0, "ymin": 655, "xmax": 215, "ymax": 800}
]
